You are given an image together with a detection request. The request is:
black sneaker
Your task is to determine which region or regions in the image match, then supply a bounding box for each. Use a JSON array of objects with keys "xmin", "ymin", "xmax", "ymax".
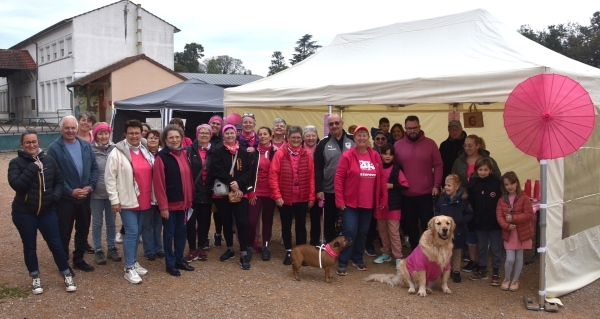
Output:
[
  {"xmin": 453, "ymin": 271, "xmax": 461, "ymax": 283},
  {"xmin": 246, "ymin": 247, "xmax": 254, "ymax": 261},
  {"xmin": 213, "ymin": 233, "xmax": 222, "ymax": 248},
  {"xmin": 94, "ymin": 250, "xmax": 106, "ymax": 265},
  {"xmin": 107, "ymin": 247, "xmax": 122, "ymax": 262},
  {"xmin": 283, "ymin": 251, "xmax": 292, "ymax": 265},
  {"xmin": 203, "ymin": 239, "xmax": 210, "ymax": 250},
  {"xmin": 469, "ymin": 269, "xmax": 489, "ymax": 281},
  {"xmin": 365, "ymin": 246, "xmax": 377, "ymax": 257},
  {"xmin": 462, "ymin": 260, "xmax": 477, "ymax": 273},
  {"xmin": 145, "ymin": 253, "xmax": 156, "ymax": 261},
  {"xmin": 220, "ymin": 249, "xmax": 235, "ymax": 262},
  {"xmin": 73, "ymin": 260, "xmax": 94, "ymax": 272},
  {"xmin": 262, "ymin": 245, "xmax": 271, "ymax": 261},
  {"xmin": 240, "ymin": 255, "xmax": 251, "ymax": 270},
  {"xmin": 155, "ymin": 251, "xmax": 165, "ymax": 258},
  {"xmin": 84, "ymin": 244, "xmax": 95, "ymax": 255}
]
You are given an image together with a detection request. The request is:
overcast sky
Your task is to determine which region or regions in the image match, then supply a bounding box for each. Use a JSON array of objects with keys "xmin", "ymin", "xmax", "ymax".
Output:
[{"xmin": 1, "ymin": 0, "xmax": 598, "ymax": 76}]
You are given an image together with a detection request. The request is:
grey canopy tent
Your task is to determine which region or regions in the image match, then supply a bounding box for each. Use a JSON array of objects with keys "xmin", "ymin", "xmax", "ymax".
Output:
[{"xmin": 112, "ymin": 79, "xmax": 224, "ymax": 142}]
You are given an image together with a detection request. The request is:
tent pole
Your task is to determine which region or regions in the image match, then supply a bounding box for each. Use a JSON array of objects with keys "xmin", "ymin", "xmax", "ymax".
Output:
[
  {"xmin": 538, "ymin": 159, "xmax": 548, "ymax": 310},
  {"xmin": 328, "ymin": 105, "xmax": 332, "ymax": 114}
]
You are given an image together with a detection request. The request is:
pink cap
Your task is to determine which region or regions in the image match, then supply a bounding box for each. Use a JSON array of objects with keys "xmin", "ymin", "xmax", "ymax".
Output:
[
  {"xmin": 196, "ymin": 124, "xmax": 211, "ymax": 137},
  {"xmin": 92, "ymin": 123, "xmax": 112, "ymax": 139},
  {"xmin": 209, "ymin": 115, "xmax": 223, "ymax": 126},
  {"xmin": 353, "ymin": 125, "xmax": 369, "ymax": 136},
  {"xmin": 222, "ymin": 124, "xmax": 236, "ymax": 135}
]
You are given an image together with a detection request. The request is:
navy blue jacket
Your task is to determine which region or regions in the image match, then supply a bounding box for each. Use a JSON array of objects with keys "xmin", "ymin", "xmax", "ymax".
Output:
[
  {"xmin": 435, "ymin": 189, "xmax": 473, "ymax": 249},
  {"xmin": 46, "ymin": 136, "xmax": 98, "ymax": 203},
  {"xmin": 467, "ymin": 175, "xmax": 502, "ymax": 231}
]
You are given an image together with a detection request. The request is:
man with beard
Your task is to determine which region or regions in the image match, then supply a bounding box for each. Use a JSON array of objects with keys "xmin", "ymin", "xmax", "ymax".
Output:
[
  {"xmin": 394, "ymin": 115, "xmax": 443, "ymax": 251},
  {"xmin": 439, "ymin": 120, "xmax": 467, "ymax": 182}
]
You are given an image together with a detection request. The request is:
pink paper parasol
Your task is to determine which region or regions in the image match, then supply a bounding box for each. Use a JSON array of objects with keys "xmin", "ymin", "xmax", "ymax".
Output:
[{"xmin": 504, "ymin": 74, "xmax": 595, "ymax": 160}]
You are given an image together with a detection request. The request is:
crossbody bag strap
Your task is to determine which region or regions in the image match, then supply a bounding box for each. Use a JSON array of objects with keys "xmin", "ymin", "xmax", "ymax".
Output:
[
  {"xmin": 194, "ymin": 156, "xmax": 209, "ymax": 185},
  {"xmin": 229, "ymin": 152, "xmax": 238, "ymax": 177}
]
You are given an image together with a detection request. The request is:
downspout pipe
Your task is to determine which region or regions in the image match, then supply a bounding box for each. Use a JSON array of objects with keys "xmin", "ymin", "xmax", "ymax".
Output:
[{"xmin": 33, "ymin": 42, "xmax": 39, "ymax": 118}]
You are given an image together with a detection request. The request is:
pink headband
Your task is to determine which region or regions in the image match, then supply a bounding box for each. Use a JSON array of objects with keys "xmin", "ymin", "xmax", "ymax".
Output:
[
  {"xmin": 209, "ymin": 115, "xmax": 223, "ymax": 126},
  {"xmin": 92, "ymin": 123, "xmax": 112, "ymax": 139},
  {"xmin": 196, "ymin": 124, "xmax": 211, "ymax": 137},
  {"xmin": 222, "ymin": 124, "xmax": 236, "ymax": 135}
]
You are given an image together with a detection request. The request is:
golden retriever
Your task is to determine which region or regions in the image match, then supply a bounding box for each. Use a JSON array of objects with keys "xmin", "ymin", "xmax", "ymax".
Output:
[{"xmin": 365, "ymin": 215, "xmax": 455, "ymax": 297}]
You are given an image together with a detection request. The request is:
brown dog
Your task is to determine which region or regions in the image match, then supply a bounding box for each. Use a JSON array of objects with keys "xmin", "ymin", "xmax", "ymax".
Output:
[
  {"xmin": 291, "ymin": 236, "xmax": 352, "ymax": 283},
  {"xmin": 365, "ymin": 216, "xmax": 455, "ymax": 296}
]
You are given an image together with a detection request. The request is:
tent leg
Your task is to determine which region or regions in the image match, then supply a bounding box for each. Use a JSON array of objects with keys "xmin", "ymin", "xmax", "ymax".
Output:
[
  {"xmin": 328, "ymin": 105, "xmax": 333, "ymax": 114},
  {"xmin": 538, "ymin": 159, "xmax": 548, "ymax": 311}
]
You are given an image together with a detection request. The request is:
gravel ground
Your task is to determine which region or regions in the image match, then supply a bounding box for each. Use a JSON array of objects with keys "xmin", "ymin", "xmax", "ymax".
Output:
[{"xmin": 0, "ymin": 151, "xmax": 598, "ymax": 318}]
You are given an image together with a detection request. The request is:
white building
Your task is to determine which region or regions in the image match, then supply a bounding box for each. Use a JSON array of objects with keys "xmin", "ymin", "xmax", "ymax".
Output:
[{"xmin": 0, "ymin": 0, "xmax": 179, "ymax": 121}]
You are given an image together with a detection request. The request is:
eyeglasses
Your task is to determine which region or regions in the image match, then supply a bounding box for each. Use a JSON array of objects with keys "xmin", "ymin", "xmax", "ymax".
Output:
[
  {"xmin": 328, "ymin": 121, "xmax": 341, "ymax": 127},
  {"xmin": 197, "ymin": 132, "xmax": 211, "ymax": 136},
  {"xmin": 375, "ymin": 137, "xmax": 387, "ymax": 141},
  {"xmin": 405, "ymin": 126, "xmax": 420, "ymax": 132},
  {"xmin": 23, "ymin": 140, "xmax": 39, "ymax": 146},
  {"xmin": 289, "ymin": 136, "xmax": 302, "ymax": 140}
]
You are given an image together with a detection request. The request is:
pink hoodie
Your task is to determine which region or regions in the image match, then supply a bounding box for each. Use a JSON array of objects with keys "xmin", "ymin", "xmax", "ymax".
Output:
[{"xmin": 394, "ymin": 131, "xmax": 443, "ymax": 196}]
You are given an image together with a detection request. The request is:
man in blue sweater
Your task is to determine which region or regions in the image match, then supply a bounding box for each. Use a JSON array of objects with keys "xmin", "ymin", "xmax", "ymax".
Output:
[{"xmin": 47, "ymin": 116, "xmax": 98, "ymax": 272}]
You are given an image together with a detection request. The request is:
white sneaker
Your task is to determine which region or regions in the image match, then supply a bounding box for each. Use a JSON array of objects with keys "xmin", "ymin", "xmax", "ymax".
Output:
[
  {"xmin": 134, "ymin": 262, "xmax": 148, "ymax": 275},
  {"xmin": 124, "ymin": 268, "xmax": 142, "ymax": 284},
  {"xmin": 64, "ymin": 274, "xmax": 77, "ymax": 292},
  {"xmin": 139, "ymin": 235, "xmax": 143, "ymax": 243},
  {"xmin": 32, "ymin": 276, "xmax": 43, "ymax": 294},
  {"xmin": 116, "ymin": 233, "xmax": 124, "ymax": 244}
]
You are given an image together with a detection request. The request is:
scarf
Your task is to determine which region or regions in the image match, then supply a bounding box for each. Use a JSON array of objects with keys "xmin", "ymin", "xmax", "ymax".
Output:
[
  {"xmin": 224, "ymin": 141, "xmax": 239, "ymax": 155},
  {"xmin": 167, "ymin": 145, "xmax": 183, "ymax": 152},
  {"xmin": 199, "ymin": 142, "xmax": 211, "ymax": 151},
  {"xmin": 258, "ymin": 143, "xmax": 271, "ymax": 153},
  {"xmin": 382, "ymin": 162, "xmax": 394, "ymax": 169},
  {"xmin": 242, "ymin": 130, "xmax": 257, "ymax": 146},
  {"xmin": 304, "ymin": 143, "xmax": 316, "ymax": 155}
]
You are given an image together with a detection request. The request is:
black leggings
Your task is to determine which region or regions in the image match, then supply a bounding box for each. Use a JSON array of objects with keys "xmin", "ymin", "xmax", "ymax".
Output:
[
  {"xmin": 186, "ymin": 202, "xmax": 212, "ymax": 250},
  {"xmin": 214, "ymin": 198, "xmax": 248, "ymax": 251},
  {"xmin": 400, "ymin": 194, "xmax": 434, "ymax": 250},
  {"xmin": 279, "ymin": 202, "xmax": 308, "ymax": 250}
]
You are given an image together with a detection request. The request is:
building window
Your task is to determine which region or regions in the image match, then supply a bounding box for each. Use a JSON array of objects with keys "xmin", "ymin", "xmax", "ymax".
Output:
[
  {"xmin": 40, "ymin": 48, "xmax": 44, "ymax": 63},
  {"xmin": 66, "ymin": 37, "xmax": 72, "ymax": 55},
  {"xmin": 46, "ymin": 83, "xmax": 52, "ymax": 111},
  {"xmin": 52, "ymin": 44, "xmax": 57, "ymax": 60},
  {"xmin": 46, "ymin": 46, "xmax": 50, "ymax": 62},
  {"xmin": 39, "ymin": 84, "xmax": 45, "ymax": 111},
  {"xmin": 59, "ymin": 41, "xmax": 64, "ymax": 57}
]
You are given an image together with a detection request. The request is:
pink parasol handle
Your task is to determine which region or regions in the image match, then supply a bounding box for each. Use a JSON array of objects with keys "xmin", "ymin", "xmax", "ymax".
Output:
[{"xmin": 318, "ymin": 200, "xmax": 324, "ymax": 208}]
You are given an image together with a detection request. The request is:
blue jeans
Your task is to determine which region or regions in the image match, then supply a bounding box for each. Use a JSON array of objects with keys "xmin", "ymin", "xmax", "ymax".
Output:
[
  {"xmin": 91, "ymin": 199, "xmax": 116, "ymax": 250},
  {"xmin": 338, "ymin": 206, "xmax": 373, "ymax": 268},
  {"xmin": 12, "ymin": 210, "xmax": 70, "ymax": 276},
  {"xmin": 142, "ymin": 205, "xmax": 163, "ymax": 256},
  {"xmin": 162, "ymin": 210, "xmax": 187, "ymax": 267},
  {"xmin": 120, "ymin": 209, "xmax": 147, "ymax": 269},
  {"xmin": 476, "ymin": 229, "xmax": 503, "ymax": 270}
]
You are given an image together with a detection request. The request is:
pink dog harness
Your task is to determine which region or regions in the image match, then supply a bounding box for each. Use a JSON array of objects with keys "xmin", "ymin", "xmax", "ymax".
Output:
[{"xmin": 316, "ymin": 244, "xmax": 338, "ymax": 268}]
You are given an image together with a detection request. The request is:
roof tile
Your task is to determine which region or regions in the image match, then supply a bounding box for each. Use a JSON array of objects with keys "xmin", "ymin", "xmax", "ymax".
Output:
[{"xmin": 0, "ymin": 49, "xmax": 36, "ymax": 69}]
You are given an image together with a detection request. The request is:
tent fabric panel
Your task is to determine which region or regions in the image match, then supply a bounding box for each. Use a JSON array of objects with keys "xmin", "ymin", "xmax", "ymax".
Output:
[{"xmin": 546, "ymin": 117, "xmax": 600, "ymax": 297}]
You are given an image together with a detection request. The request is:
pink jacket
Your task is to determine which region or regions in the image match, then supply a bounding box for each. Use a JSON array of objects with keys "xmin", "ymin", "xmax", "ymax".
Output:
[
  {"xmin": 334, "ymin": 147, "xmax": 387, "ymax": 210},
  {"xmin": 394, "ymin": 131, "xmax": 443, "ymax": 196}
]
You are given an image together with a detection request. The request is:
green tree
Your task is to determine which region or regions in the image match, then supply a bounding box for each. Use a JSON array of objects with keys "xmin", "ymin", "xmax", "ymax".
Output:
[
  {"xmin": 267, "ymin": 51, "xmax": 288, "ymax": 76},
  {"xmin": 289, "ymin": 34, "xmax": 322, "ymax": 65},
  {"xmin": 203, "ymin": 55, "xmax": 247, "ymax": 74},
  {"xmin": 517, "ymin": 11, "xmax": 600, "ymax": 68},
  {"xmin": 174, "ymin": 42, "xmax": 205, "ymax": 73},
  {"xmin": 174, "ymin": 62, "xmax": 188, "ymax": 72}
]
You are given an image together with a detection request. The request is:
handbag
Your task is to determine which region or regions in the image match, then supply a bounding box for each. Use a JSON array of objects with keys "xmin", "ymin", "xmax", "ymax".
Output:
[
  {"xmin": 213, "ymin": 152, "xmax": 238, "ymax": 197},
  {"xmin": 463, "ymin": 103, "xmax": 484, "ymax": 128},
  {"xmin": 228, "ymin": 191, "xmax": 241, "ymax": 203}
]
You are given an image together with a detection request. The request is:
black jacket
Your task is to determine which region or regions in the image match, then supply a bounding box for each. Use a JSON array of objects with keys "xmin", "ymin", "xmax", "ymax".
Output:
[
  {"xmin": 435, "ymin": 190, "xmax": 473, "ymax": 248},
  {"xmin": 8, "ymin": 150, "xmax": 64, "ymax": 215},
  {"xmin": 384, "ymin": 163, "xmax": 408, "ymax": 211},
  {"xmin": 439, "ymin": 131, "xmax": 467, "ymax": 181},
  {"xmin": 210, "ymin": 146, "xmax": 255, "ymax": 194},
  {"xmin": 467, "ymin": 175, "xmax": 502, "ymax": 231},
  {"xmin": 187, "ymin": 140, "xmax": 214, "ymax": 204}
]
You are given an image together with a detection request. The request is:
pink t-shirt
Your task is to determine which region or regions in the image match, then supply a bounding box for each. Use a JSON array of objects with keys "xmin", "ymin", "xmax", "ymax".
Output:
[
  {"xmin": 290, "ymin": 152, "xmax": 301, "ymax": 203},
  {"xmin": 255, "ymin": 149, "xmax": 272, "ymax": 197},
  {"xmin": 357, "ymin": 152, "xmax": 376, "ymax": 209},
  {"xmin": 466, "ymin": 163, "xmax": 475, "ymax": 182},
  {"xmin": 130, "ymin": 150, "xmax": 152, "ymax": 210},
  {"xmin": 199, "ymin": 148, "xmax": 208, "ymax": 182},
  {"xmin": 405, "ymin": 245, "xmax": 451, "ymax": 285},
  {"xmin": 273, "ymin": 140, "xmax": 286, "ymax": 149}
]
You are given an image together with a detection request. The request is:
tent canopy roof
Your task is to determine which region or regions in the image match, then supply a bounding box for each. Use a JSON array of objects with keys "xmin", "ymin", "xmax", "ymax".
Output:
[
  {"xmin": 114, "ymin": 78, "xmax": 224, "ymax": 112},
  {"xmin": 225, "ymin": 9, "xmax": 600, "ymax": 107}
]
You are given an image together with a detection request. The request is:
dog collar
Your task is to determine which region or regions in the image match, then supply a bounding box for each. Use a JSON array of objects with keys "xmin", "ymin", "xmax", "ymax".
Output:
[{"xmin": 325, "ymin": 244, "xmax": 338, "ymax": 258}]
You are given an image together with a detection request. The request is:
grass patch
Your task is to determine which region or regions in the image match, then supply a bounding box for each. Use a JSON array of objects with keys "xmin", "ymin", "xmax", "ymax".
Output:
[{"xmin": 0, "ymin": 282, "xmax": 30, "ymax": 300}]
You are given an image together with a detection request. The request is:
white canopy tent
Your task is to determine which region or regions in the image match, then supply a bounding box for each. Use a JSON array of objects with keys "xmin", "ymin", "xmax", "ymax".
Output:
[{"xmin": 225, "ymin": 9, "xmax": 600, "ymax": 299}]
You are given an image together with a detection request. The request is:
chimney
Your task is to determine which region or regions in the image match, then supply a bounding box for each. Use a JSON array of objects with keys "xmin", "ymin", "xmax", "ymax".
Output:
[{"xmin": 136, "ymin": 4, "xmax": 142, "ymax": 55}]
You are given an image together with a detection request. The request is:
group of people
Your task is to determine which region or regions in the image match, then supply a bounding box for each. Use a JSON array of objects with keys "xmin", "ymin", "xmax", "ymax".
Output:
[{"xmin": 8, "ymin": 112, "xmax": 534, "ymax": 294}]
